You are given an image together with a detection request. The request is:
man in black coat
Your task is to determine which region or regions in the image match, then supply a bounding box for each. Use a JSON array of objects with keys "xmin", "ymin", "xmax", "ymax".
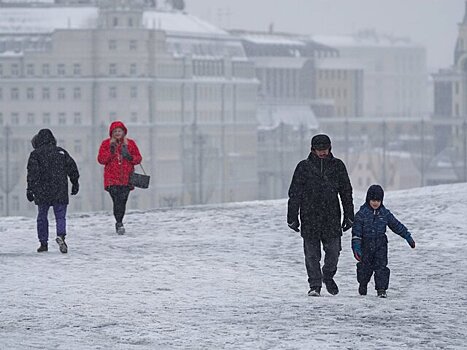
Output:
[
  {"xmin": 26, "ymin": 129, "xmax": 80, "ymax": 253},
  {"xmin": 287, "ymin": 134, "xmax": 354, "ymax": 296}
]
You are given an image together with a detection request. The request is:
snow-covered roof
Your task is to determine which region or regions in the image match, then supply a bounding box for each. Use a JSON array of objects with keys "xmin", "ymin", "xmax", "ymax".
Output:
[
  {"xmin": 313, "ymin": 33, "xmax": 422, "ymax": 49},
  {"xmin": 315, "ymin": 57, "xmax": 364, "ymax": 70},
  {"xmin": 0, "ymin": 7, "xmax": 228, "ymax": 37},
  {"xmin": 257, "ymin": 104, "xmax": 319, "ymax": 130},
  {"xmin": 239, "ymin": 33, "xmax": 306, "ymax": 47}
]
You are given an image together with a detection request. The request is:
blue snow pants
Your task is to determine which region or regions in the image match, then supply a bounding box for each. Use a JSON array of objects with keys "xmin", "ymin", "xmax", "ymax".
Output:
[
  {"xmin": 356, "ymin": 235, "xmax": 390, "ymax": 290},
  {"xmin": 37, "ymin": 204, "xmax": 67, "ymax": 244}
]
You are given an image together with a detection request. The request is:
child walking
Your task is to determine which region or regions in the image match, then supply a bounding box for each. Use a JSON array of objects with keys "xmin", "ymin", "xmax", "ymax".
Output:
[
  {"xmin": 351, "ymin": 184, "xmax": 415, "ymax": 298},
  {"xmin": 26, "ymin": 129, "xmax": 80, "ymax": 253}
]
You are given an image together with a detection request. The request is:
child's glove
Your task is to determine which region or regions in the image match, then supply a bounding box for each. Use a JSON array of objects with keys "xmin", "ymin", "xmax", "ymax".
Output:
[
  {"xmin": 121, "ymin": 144, "xmax": 133, "ymax": 161},
  {"xmin": 406, "ymin": 235, "xmax": 416, "ymax": 249},
  {"xmin": 352, "ymin": 238, "xmax": 362, "ymax": 261},
  {"xmin": 288, "ymin": 221, "xmax": 300, "ymax": 232},
  {"xmin": 110, "ymin": 142, "xmax": 117, "ymax": 154},
  {"xmin": 26, "ymin": 190, "xmax": 35, "ymax": 202},
  {"xmin": 71, "ymin": 182, "xmax": 79, "ymax": 195}
]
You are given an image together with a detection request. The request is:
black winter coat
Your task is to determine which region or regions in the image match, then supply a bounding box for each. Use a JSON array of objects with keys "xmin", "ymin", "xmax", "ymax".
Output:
[
  {"xmin": 26, "ymin": 129, "xmax": 80, "ymax": 205},
  {"xmin": 287, "ymin": 152, "xmax": 354, "ymax": 238}
]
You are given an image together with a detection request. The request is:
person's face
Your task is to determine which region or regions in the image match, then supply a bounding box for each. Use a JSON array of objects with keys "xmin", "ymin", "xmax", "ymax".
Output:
[
  {"xmin": 314, "ymin": 148, "xmax": 330, "ymax": 159},
  {"xmin": 112, "ymin": 128, "xmax": 125, "ymax": 140},
  {"xmin": 370, "ymin": 200, "xmax": 381, "ymax": 210}
]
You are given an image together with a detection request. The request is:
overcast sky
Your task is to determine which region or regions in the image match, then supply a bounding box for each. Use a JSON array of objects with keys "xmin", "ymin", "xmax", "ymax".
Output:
[{"xmin": 187, "ymin": 0, "xmax": 465, "ymax": 70}]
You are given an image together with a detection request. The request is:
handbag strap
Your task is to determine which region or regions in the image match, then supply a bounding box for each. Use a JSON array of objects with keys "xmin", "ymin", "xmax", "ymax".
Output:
[{"xmin": 138, "ymin": 163, "xmax": 147, "ymax": 175}]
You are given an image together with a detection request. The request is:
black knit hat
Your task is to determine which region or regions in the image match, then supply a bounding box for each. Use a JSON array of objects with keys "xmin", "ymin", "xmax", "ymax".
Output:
[
  {"xmin": 366, "ymin": 184, "xmax": 384, "ymax": 204},
  {"xmin": 311, "ymin": 134, "xmax": 331, "ymax": 150}
]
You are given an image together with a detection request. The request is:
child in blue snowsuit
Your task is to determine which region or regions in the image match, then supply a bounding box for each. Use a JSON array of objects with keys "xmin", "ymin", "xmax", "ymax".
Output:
[{"xmin": 351, "ymin": 184, "xmax": 415, "ymax": 298}]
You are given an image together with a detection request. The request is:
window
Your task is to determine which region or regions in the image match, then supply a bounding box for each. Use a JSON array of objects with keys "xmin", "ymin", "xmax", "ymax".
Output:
[
  {"xmin": 58, "ymin": 88, "xmax": 66, "ymax": 100},
  {"xmin": 109, "ymin": 40, "xmax": 117, "ymax": 50},
  {"xmin": 11, "ymin": 64, "xmax": 19, "ymax": 76},
  {"xmin": 26, "ymin": 64, "xmax": 34, "ymax": 76},
  {"xmin": 113, "ymin": 17, "xmax": 118, "ymax": 27},
  {"xmin": 11, "ymin": 88, "xmax": 19, "ymax": 100},
  {"xmin": 73, "ymin": 87, "xmax": 81, "ymax": 100},
  {"xmin": 130, "ymin": 86, "xmax": 138, "ymax": 98},
  {"xmin": 130, "ymin": 112, "xmax": 138, "ymax": 123},
  {"xmin": 26, "ymin": 88, "xmax": 34, "ymax": 100},
  {"xmin": 11, "ymin": 113, "xmax": 19, "ymax": 125},
  {"xmin": 42, "ymin": 63, "xmax": 50, "ymax": 76},
  {"xmin": 109, "ymin": 87, "xmax": 117, "ymax": 99},
  {"xmin": 43, "ymin": 113, "xmax": 51, "ymax": 125},
  {"xmin": 0, "ymin": 88, "xmax": 2, "ymax": 100},
  {"xmin": 74, "ymin": 140, "xmax": 82, "ymax": 154},
  {"xmin": 129, "ymin": 40, "xmax": 137, "ymax": 51},
  {"xmin": 73, "ymin": 63, "xmax": 81, "ymax": 76},
  {"xmin": 109, "ymin": 63, "xmax": 117, "ymax": 75},
  {"xmin": 27, "ymin": 113, "xmax": 35, "ymax": 124},
  {"xmin": 130, "ymin": 63, "xmax": 137, "ymax": 75},
  {"xmin": 0, "ymin": 113, "xmax": 3, "ymax": 125},
  {"xmin": 73, "ymin": 112, "xmax": 82, "ymax": 125},
  {"xmin": 0, "ymin": 64, "xmax": 3, "ymax": 76},
  {"xmin": 12, "ymin": 195, "xmax": 19, "ymax": 212},
  {"xmin": 128, "ymin": 18, "xmax": 134, "ymax": 27},
  {"xmin": 57, "ymin": 64, "xmax": 65, "ymax": 76},
  {"xmin": 42, "ymin": 87, "xmax": 50, "ymax": 100},
  {"xmin": 58, "ymin": 113, "xmax": 66, "ymax": 125}
]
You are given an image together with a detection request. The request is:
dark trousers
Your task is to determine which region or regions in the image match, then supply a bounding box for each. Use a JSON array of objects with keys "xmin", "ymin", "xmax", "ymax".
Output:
[
  {"xmin": 37, "ymin": 204, "xmax": 67, "ymax": 244},
  {"xmin": 356, "ymin": 235, "xmax": 390, "ymax": 290},
  {"xmin": 107, "ymin": 185, "xmax": 131, "ymax": 223},
  {"xmin": 303, "ymin": 235, "xmax": 341, "ymax": 288}
]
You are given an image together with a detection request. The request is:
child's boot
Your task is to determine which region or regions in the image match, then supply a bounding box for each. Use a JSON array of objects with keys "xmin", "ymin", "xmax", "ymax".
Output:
[
  {"xmin": 37, "ymin": 243, "xmax": 48, "ymax": 252},
  {"xmin": 377, "ymin": 289, "xmax": 387, "ymax": 298},
  {"xmin": 358, "ymin": 283, "xmax": 367, "ymax": 296}
]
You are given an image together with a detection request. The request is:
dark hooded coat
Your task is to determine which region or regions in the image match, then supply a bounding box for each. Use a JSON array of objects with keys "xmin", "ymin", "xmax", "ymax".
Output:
[
  {"xmin": 287, "ymin": 151, "xmax": 354, "ymax": 238},
  {"xmin": 26, "ymin": 129, "xmax": 80, "ymax": 205}
]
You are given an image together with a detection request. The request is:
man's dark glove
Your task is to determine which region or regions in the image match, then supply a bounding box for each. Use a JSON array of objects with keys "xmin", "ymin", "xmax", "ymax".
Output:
[
  {"xmin": 342, "ymin": 216, "xmax": 353, "ymax": 232},
  {"xmin": 406, "ymin": 235, "xmax": 416, "ymax": 249},
  {"xmin": 71, "ymin": 182, "xmax": 79, "ymax": 195},
  {"xmin": 121, "ymin": 144, "xmax": 133, "ymax": 161},
  {"xmin": 26, "ymin": 190, "xmax": 35, "ymax": 202},
  {"xmin": 288, "ymin": 221, "xmax": 300, "ymax": 232},
  {"xmin": 110, "ymin": 142, "xmax": 117, "ymax": 154},
  {"xmin": 352, "ymin": 238, "xmax": 362, "ymax": 261}
]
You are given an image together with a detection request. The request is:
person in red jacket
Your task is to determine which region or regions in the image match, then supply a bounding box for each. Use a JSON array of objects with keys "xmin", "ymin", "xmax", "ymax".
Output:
[{"xmin": 97, "ymin": 121, "xmax": 142, "ymax": 234}]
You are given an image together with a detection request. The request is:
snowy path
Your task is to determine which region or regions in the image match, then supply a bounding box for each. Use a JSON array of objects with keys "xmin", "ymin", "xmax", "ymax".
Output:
[{"xmin": 1, "ymin": 184, "xmax": 466, "ymax": 349}]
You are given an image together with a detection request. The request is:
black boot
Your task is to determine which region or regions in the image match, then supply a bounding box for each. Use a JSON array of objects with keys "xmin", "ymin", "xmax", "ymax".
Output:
[
  {"xmin": 37, "ymin": 243, "xmax": 48, "ymax": 252},
  {"xmin": 377, "ymin": 289, "xmax": 387, "ymax": 298},
  {"xmin": 307, "ymin": 286, "xmax": 321, "ymax": 297},
  {"xmin": 324, "ymin": 279, "xmax": 339, "ymax": 295},
  {"xmin": 116, "ymin": 222, "xmax": 125, "ymax": 235},
  {"xmin": 55, "ymin": 236, "xmax": 68, "ymax": 254},
  {"xmin": 359, "ymin": 284, "xmax": 368, "ymax": 296}
]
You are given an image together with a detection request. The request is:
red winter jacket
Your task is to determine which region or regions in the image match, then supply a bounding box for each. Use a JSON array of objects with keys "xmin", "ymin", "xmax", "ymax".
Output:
[{"xmin": 97, "ymin": 121, "xmax": 142, "ymax": 189}]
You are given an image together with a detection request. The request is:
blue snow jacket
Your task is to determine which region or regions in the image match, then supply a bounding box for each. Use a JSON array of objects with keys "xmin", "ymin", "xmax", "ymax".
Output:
[{"xmin": 352, "ymin": 203, "xmax": 411, "ymax": 241}]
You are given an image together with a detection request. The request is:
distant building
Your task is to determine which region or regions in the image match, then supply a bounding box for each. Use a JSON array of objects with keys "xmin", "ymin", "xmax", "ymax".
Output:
[
  {"xmin": 431, "ymin": 0, "xmax": 467, "ymax": 182},
  {"xmin": 0, "ymin": 0, "xmax": 258, "ymax": 216},
  {"xmin": 314, "ymin": 30, "xmax": 428, "ymax": 119}
]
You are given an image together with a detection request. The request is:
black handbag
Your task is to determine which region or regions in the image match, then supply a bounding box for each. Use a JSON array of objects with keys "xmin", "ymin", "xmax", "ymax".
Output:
[{"xmin": 129, "ymin": 164, "xmax": 150, "ymax": 189}]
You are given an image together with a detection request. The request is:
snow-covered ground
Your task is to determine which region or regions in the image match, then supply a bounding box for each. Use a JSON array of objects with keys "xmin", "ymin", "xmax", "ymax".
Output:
[{"xmin": 1, "ymin": 184, "xmax": 466, "ymax": 349}]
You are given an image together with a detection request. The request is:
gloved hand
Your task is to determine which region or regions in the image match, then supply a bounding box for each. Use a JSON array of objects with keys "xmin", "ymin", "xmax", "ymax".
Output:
[
  {"xmin": 342, "ymin": 216, "xmax": 353, "ymax": 232},
  {"xmin": 26, "ymin": 190, "xmax": 35, "ymax": 202},
  {"xmin": 406, "ymin": 235, "xmax": 416, "ymax": 249},
  {"xmin": 110, "ymin": 142, "xmax": 117, "ymax": 154},
  {"xmin": 71, "ymin": 182, "xmax": 79, "ymax": 195},
  {"xmin": 121, "ymin": 144, "xmax": 133, "ymax": 161},
  {"xmin": 352, "ymin": 238, "xmax": 362, "ymax": 261},
  {"xmin": 288, "ymin": 221, "xmax": 300, "ymax": 232}
]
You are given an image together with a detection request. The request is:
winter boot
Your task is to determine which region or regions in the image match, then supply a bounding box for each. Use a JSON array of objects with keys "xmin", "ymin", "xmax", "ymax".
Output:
[
  {"xmin": 307, "ymin": 286, "xmax": 321, "ymax": 297},
  {"xmin": 377, "ymin": 289, "xmax": 387, "ymax": 298},
  {"xmin": 37, "ymin": 243, "xmax": 48, "ymax": 253},
  {"xmin": 324, "ymin": 279, "xmax": 339, "ymax": 295},
  {"xmin": 116, "ymin": 222, "xmax": 125, "ymax": 235},
  {"xmin": 359, "ymin": 284, "xmax": 368, "ymax": 296},
  {"xmin": 55, "ymin": 236, "xmax": 68, "ymax": 254}
]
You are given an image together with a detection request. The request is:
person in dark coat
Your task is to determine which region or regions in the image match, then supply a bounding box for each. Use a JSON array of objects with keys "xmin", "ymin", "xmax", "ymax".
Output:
[
  {"xmin": 26, "ymin": 129, "xmax": 80, "ymax": 253},
  {"xmin": 351, "ymin": 184, "xmax": 415, "ymax": 298},
  {"xmin": 97, "ymin": 121, "xmax": 142, "ymax": 235},
  {"xmin": 287, "ymin": 134, "xmax": 354, "ymax": 296}
]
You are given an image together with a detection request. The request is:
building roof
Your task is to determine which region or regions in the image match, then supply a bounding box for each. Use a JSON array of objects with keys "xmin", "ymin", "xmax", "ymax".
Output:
[
  {"xmin": 0, "ymin": 6, "xmax": 228, "ymax": 37},
  {"xmin": 257, "ymin": 104, "xmax": 319, "ymax": 131},
  {"xmin": 313, "ymin": 31, "xmax": 422, "ymax": 49}
]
